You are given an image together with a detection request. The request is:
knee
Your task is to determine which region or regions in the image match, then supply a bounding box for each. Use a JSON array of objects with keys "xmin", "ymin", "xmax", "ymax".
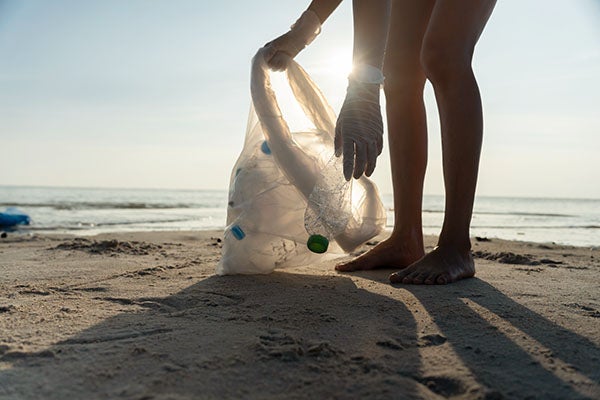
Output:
[
  {"xmin": 383, "ymin": 59, "xmax": 426, "ymax": 100},
  {"xmin": 420, "ymin": 40, "xmax": 473, "ymax": 86}
]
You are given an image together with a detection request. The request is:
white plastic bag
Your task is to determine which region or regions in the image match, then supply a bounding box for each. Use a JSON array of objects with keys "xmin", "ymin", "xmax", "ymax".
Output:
[{"xmin": 217, "ymin": 48, "xmax": 386, "ymax": 275}]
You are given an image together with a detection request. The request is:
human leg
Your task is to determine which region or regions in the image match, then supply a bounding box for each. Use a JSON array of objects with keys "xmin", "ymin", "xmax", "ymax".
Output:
[
  {"xmin": 390, "ymin": 0, "xmax": 496, "ymax": 284},
  {"xmin": 336, "ymin": 0, "xmax": 435, "ymax": 272}
]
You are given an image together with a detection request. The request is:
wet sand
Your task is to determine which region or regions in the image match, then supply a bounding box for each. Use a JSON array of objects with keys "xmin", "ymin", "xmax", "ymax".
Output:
[{"xmin": 0, "ymin": 231, "xmax": 599, "ymax": 399}]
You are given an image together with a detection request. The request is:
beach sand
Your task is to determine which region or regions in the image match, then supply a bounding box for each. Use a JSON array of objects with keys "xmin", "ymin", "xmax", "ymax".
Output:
[{"xmin": 0, "ymin": 231, "xmax": 599, "ymax": 399}]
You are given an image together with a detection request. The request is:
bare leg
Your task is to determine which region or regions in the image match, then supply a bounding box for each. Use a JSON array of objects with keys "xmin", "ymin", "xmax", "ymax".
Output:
[
  {"xmin": 390, "ymin": 0, "xmax": 496, "ymax": 284},
  {"xmin": 336, "ymin": 0, "xmax": 435, "ymax": 272}
]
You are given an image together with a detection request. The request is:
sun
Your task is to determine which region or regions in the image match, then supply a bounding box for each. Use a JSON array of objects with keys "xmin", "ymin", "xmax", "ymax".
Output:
[
  {"xmin": 304, "ymin": 47, "xmax": 353, "ymax": 79},
  {"xmin": 325, "ymin": 52, "xmax": 353, "ymax": 78}
]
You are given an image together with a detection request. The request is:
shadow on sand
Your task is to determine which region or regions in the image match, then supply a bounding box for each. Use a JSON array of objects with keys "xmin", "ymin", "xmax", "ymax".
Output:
[{"xmin": 1, "ymin": 271, "xmax": 598, "ymax": 399}]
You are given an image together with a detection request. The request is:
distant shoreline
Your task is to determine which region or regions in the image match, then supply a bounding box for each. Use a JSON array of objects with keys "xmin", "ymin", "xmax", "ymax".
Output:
[
  {"xmin": 2, "ymin": 186, "xmax": 599, "ymax": 247},
  {"xmin": 2, "ymin": 184, "xmax": 600, "ymax": 201}
]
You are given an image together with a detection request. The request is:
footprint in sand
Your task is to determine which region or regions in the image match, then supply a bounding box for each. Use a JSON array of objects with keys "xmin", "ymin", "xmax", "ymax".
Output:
[
  {"xmin": 473, "ymin": 251, "xmax": 539, "ymax": 265},
  {"xmin": 417, "ymin": 333, "xmax": 447, "ymax": 347},
  {"xmin": 416, "ymin": 375, "xmax": 473, "ymax": 398},
  {"xmin": 257, "ymin": 331, "xmax": 341, "ymax": 362},
  {"xmin": 376, "ymin": 339, "xmax": 404, "ymax": 351},
  {"xmin": 564, "ymin": 303, "xmax": 600, "ymax": 318},
  {"xmin": 52, "ymin": 239, "xmax": 163, "ymax": 256}
]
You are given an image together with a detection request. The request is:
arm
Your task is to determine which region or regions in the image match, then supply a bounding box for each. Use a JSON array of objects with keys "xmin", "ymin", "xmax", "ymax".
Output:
[
  {"xmin": 307, "ymin": 0, "xmax": 343, "ymax": 24},
  {"xmin": 336, "ymin": 0, "xmax": 391, "ymax": 180},
  {"xmin": 264, "ymin": 0, "xmax": 343, "ymax": 71}
]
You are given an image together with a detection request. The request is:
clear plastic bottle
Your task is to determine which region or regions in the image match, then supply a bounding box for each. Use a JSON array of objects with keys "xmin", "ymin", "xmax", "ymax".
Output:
[{"xmin": 304, "ymin": 154, "xmax": 352, "ymax": 253}]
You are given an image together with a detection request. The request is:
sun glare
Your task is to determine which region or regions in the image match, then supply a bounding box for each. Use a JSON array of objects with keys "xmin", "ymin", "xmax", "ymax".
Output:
[
  {"xmin": 304, "ymin": 47, "xmax": 353, "ymax": 79},
  {"xmin": 318, "ymin": 51, "xmax": 353, "ymax": 79},
  {"xmin": 266, "ymin": 48, "xmax": 353, "ymax": 131},
  {"xmin": 269, "ymin": 71, "xmax": 313, "ymax": 131},
  {"xmin": 326, "ymin": 54, "xmax": 353, "ymax": 78}
]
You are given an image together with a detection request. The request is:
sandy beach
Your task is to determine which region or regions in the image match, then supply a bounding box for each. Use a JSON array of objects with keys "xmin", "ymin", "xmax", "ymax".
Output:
[{"xmin": 0, "ymin": 230, "xmax": 598, "ymax": 399}]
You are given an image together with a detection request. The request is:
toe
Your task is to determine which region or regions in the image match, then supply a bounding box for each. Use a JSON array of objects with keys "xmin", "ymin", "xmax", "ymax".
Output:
[
  {"xmin": 411, "ymin": 272, "xmax": 429, "ymax": 284},
  {"xmin": 390, "ymin": 263, "xmax": 419, "ymax": 283},
  {"xmin": 436, "ymin": 274, "xmax": 449, "ymax": 285},
  {"xmin": 424, "ymin": 272, "xmax": 438, "ymax": 285},
  {"xmin": 335, "ymin": 260, "xmax": 360, "ymax": 272},
  {"xmin": 401, "ymin": 269, "xmax": 421, "ymax": 284},
  {"xmin": 335, "ymin": 256, "xmax": 376, "ymax": 272},
  {"xmin": 389, "ymin": 269, "xmax": 408, "ymax": 283},
  {"xmin": 402, "ymin": 275, "xmax": 415, "ymax": 284}
]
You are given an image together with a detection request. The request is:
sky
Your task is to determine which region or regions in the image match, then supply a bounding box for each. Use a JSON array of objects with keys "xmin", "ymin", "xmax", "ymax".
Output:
[{"xmin": 0, "ymin": 0, "xmax": 599, "ymax": 198}]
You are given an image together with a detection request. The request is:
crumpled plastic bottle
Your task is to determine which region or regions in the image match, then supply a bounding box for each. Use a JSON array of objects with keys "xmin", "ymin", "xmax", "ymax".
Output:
[{"xmin": 304, "ymin": 155, "xmax": 352, "ymax": 253}]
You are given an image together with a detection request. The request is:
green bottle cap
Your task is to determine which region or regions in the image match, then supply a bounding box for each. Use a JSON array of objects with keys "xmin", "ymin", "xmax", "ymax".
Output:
[{"xmin": 307, "ymin": 234, "xmax": 329, "ymax": 254}]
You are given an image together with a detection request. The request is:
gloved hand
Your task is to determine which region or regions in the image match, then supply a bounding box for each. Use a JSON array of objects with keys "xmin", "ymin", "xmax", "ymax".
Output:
[
  {"xmin": 264, "ymin": 10, "xmax": 321, "ymax": 71},
  {"xmin": 335, "ymin": 77, "xmax": 384, "ymax": 181}
]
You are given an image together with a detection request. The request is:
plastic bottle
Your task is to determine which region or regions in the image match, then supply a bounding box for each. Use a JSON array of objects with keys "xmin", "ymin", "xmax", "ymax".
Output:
[
  {"xmin": 304, "ymin": 154, "xmax": 353, "ymax": 253},
  {"xmin": 225, "ymin": 139, "xmax": 274, "ymax": 242}
]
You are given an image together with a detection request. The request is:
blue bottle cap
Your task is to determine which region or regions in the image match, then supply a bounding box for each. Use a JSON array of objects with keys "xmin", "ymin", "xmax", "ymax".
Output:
[
  {"xmin": 231, "ymin": 225, "xmax": 245, "ymax": 240},
  {"xmin": 261, "ymin": 140, "xmax": 272, "ymax": 155},
  {"xmin": 307, "ymin": 234, "xmax": 329, "ymax": 253}
]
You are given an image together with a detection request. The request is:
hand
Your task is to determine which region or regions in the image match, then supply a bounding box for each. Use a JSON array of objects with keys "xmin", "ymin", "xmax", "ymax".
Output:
[
  {"xmin": 264, "ymin": 10, "xmax": 321, "ymax": 71},
  {"xmin": 335, "ymin": 80, "xmax": 384, "ymax": 181},
  {"xmin": 263, "ymin": 32, "xmax": 304, "ymax": 72}
]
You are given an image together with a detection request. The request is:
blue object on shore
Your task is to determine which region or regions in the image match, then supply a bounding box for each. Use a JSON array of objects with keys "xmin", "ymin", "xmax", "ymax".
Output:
[{"xmin": 0, "ymin": 208, "xmax": 31, "ymax": 228}]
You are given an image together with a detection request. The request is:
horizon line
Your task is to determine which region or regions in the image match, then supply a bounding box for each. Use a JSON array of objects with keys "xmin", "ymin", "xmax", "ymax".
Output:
[{"xmin": 1, "ymin": 184, "xmax": 599, "ymax": 202}]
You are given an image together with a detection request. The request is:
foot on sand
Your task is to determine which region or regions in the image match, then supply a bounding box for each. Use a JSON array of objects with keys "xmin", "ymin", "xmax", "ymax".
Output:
[
  {"xmin": 335, "ymin": 238, "xmax": 424, "ymax": 272},
  {"xmin": 389, "ymin": 245, "xmax": 475, "ymax": 285}
]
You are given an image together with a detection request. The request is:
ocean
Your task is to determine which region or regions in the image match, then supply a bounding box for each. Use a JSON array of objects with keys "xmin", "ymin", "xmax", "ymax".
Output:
[{"xmin": 1, "ymin": 186, "xmax": 599, "ymax": 248}]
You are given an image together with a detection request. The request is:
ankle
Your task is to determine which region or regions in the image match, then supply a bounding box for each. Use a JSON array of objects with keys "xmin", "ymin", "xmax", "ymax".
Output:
[
  {"xmin": 388, "ymin": 229, "xmax": 424, "ymax": 254},
  {"xmin": 436, "ymin": 235, "xmax": 472, "ymax": 255}
]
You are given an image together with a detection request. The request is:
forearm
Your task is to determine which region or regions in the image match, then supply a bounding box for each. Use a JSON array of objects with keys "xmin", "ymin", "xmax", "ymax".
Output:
[
  {"xmin": 352, "ymin": 0, "xmax": 391, "ymax": 69},
  {"xmin": 307, "ymin": 0, "xmax": 343, "ymax": 24}
]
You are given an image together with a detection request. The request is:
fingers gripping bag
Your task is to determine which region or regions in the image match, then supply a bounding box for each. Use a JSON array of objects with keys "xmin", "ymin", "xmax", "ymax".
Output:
[{"xmin": 217, "ymin": 47, "xmax": 386, "ymax": 275}]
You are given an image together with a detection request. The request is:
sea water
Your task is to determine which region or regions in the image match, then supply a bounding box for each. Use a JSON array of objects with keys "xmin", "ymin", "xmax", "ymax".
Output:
[
  {"xmin": 1, "ymin": 186, "xmax": 598, "ymax": 247},
  {"xmin": 0, "ymin": 186, "xmax": 226, "ymax": 234}
]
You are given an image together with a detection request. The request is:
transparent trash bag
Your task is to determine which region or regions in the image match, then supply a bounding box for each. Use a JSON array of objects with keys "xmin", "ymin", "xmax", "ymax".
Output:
[{"xmin": 217, "ymin": 48, "xmax": 386, "ymax": 275}]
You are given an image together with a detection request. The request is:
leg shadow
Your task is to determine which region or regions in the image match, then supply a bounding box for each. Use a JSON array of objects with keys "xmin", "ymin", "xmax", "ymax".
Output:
[
  {"xmin": 1, "ymin": 273, "xmax": 434, "ymax": 399},
  {"xmin": 401, "ymin": 277, "xmax": 600, "ymax": 399}
]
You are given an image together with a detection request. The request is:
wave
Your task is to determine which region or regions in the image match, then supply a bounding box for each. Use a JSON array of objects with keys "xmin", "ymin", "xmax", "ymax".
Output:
[
  {"xmin": 385, "ymin": 223, "xmax": 600, "ymax": 229},
  {"xmin": 0, "ymin": 202, "xmax": 224, "ymax": 210},
  {"xmin": 94, "ymin": 218, "xmax": 193, "ymax": 227},
  {"xmin": 419, "ymin": 224, "xmax": 600, "ymax": 230},
  {"xmin": 22, "ymin": 217, "xmax": 206, "ymax": 231},
  {"xmin": 419, "ymin": 209, "xmax": 575, "ymax": 218}
]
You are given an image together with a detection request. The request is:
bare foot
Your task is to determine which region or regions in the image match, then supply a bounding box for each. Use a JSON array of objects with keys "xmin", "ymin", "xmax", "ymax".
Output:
[
  {"xmin": 389, "ymin": 245, "xmax": 475, "ymax": 285},
  {"xmin": 335, "ymin": 238, "xmax": 424, "ymax": 272}
]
